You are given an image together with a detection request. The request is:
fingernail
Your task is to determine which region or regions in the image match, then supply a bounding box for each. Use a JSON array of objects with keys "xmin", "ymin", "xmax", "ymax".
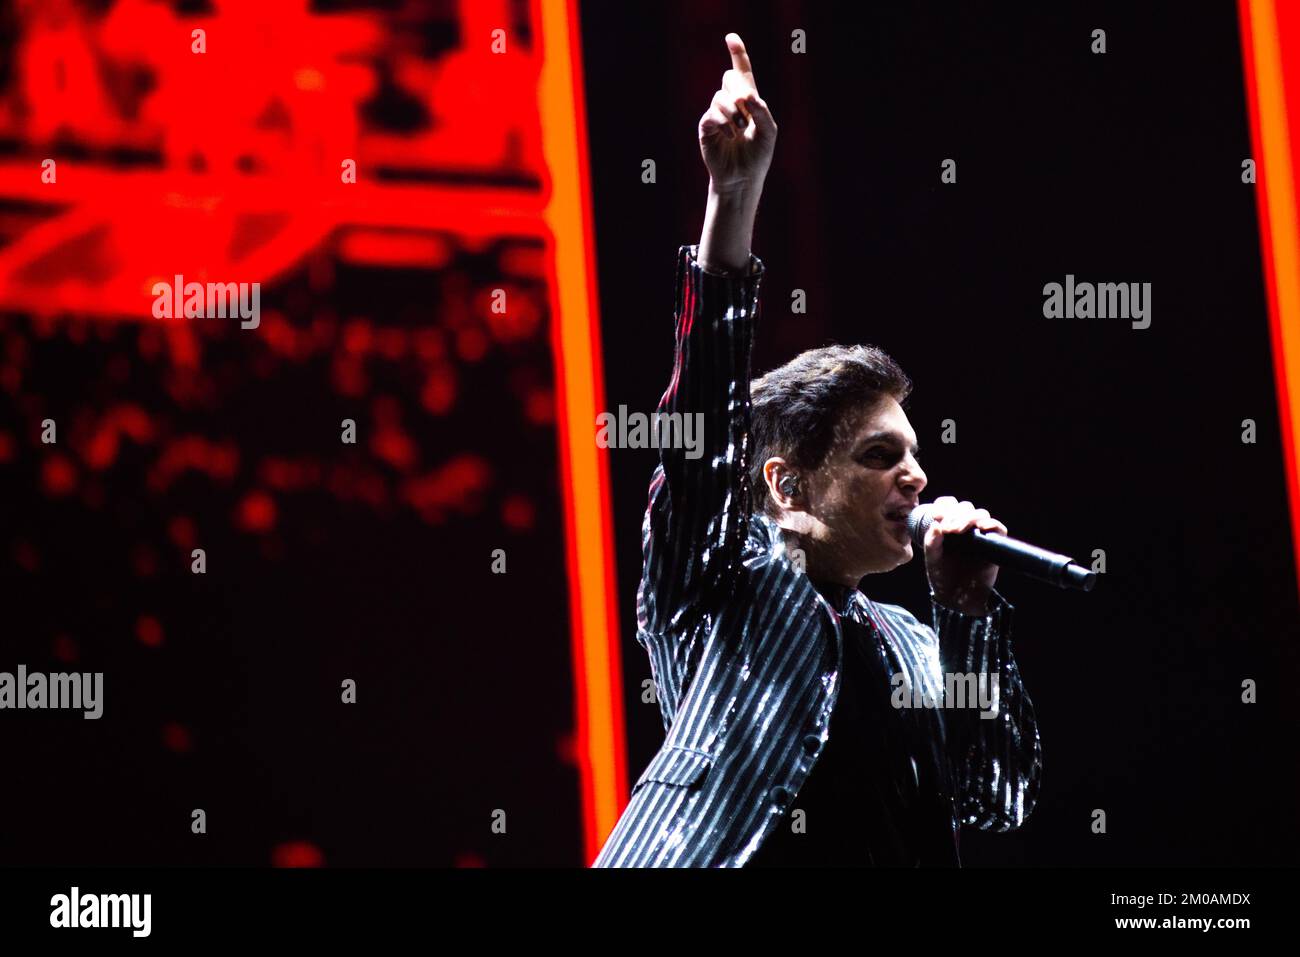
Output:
[{"xmin": 735, "ymin": 114, "xmax": 747, "ymax": 129}]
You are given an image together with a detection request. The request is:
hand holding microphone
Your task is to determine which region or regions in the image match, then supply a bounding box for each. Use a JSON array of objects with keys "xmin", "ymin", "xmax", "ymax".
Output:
[{"xmin": 909, "ymin": 496, "xmax": 1096, "ymax": 616}]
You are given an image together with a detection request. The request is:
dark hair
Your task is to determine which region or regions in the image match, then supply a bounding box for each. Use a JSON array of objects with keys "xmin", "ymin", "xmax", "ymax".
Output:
[{"xmin": 748, "ymin": 343, "xmax": 912, "ymax": 516}]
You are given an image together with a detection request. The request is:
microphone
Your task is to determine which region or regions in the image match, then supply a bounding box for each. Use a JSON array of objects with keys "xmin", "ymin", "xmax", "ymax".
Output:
[{"xmin": 907, "ymin": 503, "xmax": 1097, "ymax": 591}]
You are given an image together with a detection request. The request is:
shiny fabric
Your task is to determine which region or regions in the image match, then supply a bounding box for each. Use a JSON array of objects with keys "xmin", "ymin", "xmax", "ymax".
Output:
[
  {"xmin": 748, "ymin": 605, "xmax": 947, "ymax": 867},
  {"xmin": 591, "ymin": 244, "xmax": 1042, "ymax": 868}
]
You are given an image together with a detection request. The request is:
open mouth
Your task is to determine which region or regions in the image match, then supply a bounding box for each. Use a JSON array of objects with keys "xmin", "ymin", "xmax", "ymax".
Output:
[
  {"xmin": 884, "ymin": 515, "xmax": 912, "ymax": 544},
  {"xmin": 883, "ymin": 507, "xmax": 916, "ymax": 542}
]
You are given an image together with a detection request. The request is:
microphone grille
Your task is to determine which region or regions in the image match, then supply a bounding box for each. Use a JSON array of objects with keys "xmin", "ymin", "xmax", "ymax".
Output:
[{"xmin": 906, "ymin": 503, "xmax": 935, "ymax": 551}]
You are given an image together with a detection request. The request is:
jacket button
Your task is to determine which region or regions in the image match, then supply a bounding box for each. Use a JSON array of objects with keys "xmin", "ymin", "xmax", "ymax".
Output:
[
  {"xmin": 769, "ymin": 785, "xmax": 793, "ymax": 809},
  {"xmin": 802, "ymin": 734, "xmax": 822, "ymax": 755}
]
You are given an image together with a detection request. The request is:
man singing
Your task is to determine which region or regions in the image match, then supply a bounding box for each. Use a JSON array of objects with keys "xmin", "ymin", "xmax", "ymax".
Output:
[{"xmin": 592, "ymin": 34, "xmax": 1042, "ymax": 868}]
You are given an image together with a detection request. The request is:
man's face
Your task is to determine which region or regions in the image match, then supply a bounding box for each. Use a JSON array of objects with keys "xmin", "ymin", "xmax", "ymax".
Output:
[{"xmin": 799, "ymin": 395, "xmax": 928, "ymax": 582}]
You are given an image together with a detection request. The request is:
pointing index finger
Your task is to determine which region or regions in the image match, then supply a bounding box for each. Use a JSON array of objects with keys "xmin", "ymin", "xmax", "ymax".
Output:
[{"xmin": 726, "ymin": 32, "xmax": 757, "ymax": 92}]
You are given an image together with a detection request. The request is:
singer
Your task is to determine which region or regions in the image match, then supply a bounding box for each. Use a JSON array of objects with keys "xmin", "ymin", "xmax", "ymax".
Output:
[{"xmin": 592, "ymin": 34, "xmax": 1042, "ymax": 868}]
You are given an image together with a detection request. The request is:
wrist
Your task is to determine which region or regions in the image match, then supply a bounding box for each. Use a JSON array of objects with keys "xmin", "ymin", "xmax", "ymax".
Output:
[
  {"xmin": 706, "ymin": 177, "xmax": 763, "ymax": 213},
  {"xmin": 699, "ymin": 183, "xmax": 761, "ymax": 275}
]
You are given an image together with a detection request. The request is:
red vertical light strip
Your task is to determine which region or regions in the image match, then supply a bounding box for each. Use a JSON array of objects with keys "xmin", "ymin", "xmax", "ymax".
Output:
[
  {"xmin": 1238, "ymin": 0, "xmax": 1300, "ymax": 601},
  {"xmin": 536, "ymin": 0, "xmax": 628, "ymax": 863}
]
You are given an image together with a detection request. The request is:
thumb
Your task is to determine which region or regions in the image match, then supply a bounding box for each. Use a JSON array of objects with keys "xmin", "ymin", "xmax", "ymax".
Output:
[{"xmin": 742, "ymin": 92, "xmax": 776, "ymax": 136}]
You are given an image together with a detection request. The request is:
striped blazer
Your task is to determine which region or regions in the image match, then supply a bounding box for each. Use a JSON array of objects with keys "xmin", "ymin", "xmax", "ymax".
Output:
[{"xmin": 592, "ymin": 244, "xmax": 1042, "ymax": 868}]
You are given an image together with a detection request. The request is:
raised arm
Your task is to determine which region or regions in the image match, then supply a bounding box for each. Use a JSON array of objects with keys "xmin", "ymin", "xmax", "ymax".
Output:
[
  {"xmin": 639, "ymin": 34, "xmax": 778, "ymax": 632},
  {"xmin": 697, "ymin": 34, "xmax": 777, "ymax": 275}
]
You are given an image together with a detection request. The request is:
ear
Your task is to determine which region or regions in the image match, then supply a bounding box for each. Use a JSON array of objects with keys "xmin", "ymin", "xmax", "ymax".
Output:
[{"xmin": 762, "ymin": 456, "xmax": 800, "ymax": 511}]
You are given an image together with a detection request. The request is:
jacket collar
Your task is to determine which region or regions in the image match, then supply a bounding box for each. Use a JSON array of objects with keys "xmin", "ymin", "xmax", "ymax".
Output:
[
  {"xmin": 812, "ymin": 580, "xmax": 862, "ymax": 617},
  {"xmin": 749, "ymin": 512, "xmax": 871, "ymax": 622}
]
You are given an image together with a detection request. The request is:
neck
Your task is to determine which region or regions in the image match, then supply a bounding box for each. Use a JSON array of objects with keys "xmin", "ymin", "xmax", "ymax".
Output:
[{"xmin": 779, "ymin": 526, "xmax": 860, "ymax": 588}]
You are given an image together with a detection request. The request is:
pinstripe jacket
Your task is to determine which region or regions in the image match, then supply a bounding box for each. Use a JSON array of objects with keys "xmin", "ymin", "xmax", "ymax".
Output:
[{"xmin": 592, "ymin": 244, "xmax": 1042, "ymax": 868}]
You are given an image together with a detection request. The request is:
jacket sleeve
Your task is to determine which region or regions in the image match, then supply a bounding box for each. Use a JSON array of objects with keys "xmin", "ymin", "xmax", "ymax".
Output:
[
  {"xmin": 638, "ymin": 243, "xmax": 765, "ymax": 635},
  {"xmin": 932, "ymin": 589, "xmax": 1043, "ymax": 831}
]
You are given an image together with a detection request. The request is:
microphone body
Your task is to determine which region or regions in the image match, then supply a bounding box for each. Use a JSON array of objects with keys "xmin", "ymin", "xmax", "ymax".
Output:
[{"xmin": 907, "ymin": 503, "xmax": 1096, "ymax": 591}]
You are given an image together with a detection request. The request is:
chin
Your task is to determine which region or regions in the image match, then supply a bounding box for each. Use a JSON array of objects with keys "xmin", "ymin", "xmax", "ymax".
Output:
[
  {"xmin": 882, "ymin": 538, "xmax": 913, "ymax": 571},
  {"xmin": 858, "ymin": 541, "xmax": 911, "ymax": 576},
  {"xmin": 888, "ymin": 543, "xmax": 913, "ymax": 570}
]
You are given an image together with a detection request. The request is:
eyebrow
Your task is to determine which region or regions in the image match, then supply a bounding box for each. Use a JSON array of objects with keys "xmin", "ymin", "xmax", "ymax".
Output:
[{"xmin": 856, "ymin": 431, "xmax": 920, "ymax": 457}]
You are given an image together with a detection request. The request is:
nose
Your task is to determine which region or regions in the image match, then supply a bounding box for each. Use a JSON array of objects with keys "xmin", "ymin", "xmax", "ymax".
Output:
[{"xmin": 900, "ymin": 453, "xmax": 926, "ymax": 496}]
